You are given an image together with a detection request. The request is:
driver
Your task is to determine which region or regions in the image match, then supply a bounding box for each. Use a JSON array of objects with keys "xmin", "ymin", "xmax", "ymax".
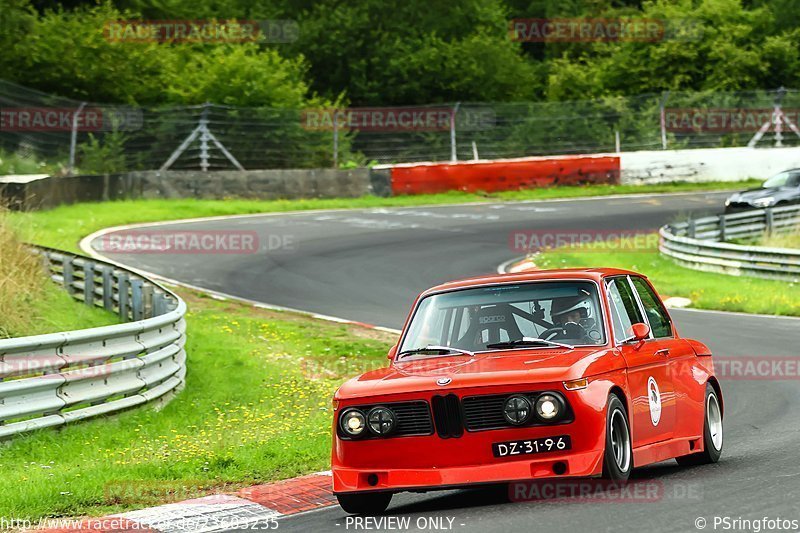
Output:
[{"xmin": 550, "ymin": 294, "xmax": 595, "ymax": 342}]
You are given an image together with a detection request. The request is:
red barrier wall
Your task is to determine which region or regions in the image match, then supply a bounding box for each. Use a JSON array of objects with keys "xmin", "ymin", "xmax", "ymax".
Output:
[{"xmin": 389, "ymin": 155, "xmax": 620, "ymax": 195}]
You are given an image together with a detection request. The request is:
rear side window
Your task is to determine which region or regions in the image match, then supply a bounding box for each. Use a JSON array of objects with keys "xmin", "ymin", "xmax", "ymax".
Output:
[
  {"xmin": 606, "ymin": 278, "xmax": 644, "ymax": 344},
  {"xmin": 631, "ymin": 277, "xmax": 673, "ymax": 338}
]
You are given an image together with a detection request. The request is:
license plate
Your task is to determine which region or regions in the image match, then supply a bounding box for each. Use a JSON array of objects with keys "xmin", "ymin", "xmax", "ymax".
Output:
[{"xmin": 492, "ymin": 435, "xmax": 571, "ymax": 458}]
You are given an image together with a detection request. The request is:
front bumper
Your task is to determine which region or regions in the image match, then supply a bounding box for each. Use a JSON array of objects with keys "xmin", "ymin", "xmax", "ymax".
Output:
[
  {"xmin": 333, "ymin": 448, "xmax": 604, "ymax": 494},
  {"xmin": 332, "ymin": 382, "xmax": 611, "ymax": 494}
]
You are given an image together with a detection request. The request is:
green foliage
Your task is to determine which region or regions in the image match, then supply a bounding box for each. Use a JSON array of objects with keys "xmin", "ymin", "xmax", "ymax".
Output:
[
  {"xmin": 0, "ymin": 1, "xmax": 323, "ymax": 108},
  {"xmin": 77, "ymin": 132, "xmax": 128, "ymax": 174},
  {"xmin": 0, "ymin": 149, "xmax": 62, "ymax": 175},
  {"xmin": 0, "ymin": 0, "xmax": 800, "ymax": 162}
]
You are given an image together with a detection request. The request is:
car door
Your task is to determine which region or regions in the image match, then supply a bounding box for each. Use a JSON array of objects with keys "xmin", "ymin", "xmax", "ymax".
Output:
[
  {"xmin": 629, "ymin": 276, "xmax": 696, "ymax": 435},
  {"xmin": 606, "ymin": 276, "xmax": 675, "ymax": 446}
]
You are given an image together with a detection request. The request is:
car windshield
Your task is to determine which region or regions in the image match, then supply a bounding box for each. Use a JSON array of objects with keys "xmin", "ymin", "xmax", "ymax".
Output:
[
  {"xmin": 763, "ymin": 171, "xmax": 800, "ymax": 188},
  {"xmin": 398, "ymin": 281, "xmax": 606, "ymax": 357}
]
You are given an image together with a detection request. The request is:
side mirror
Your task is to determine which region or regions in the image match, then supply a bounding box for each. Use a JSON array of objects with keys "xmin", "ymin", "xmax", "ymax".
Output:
[
  {"xmin": 625, "ymin": 323, "xmax": 650, "ymax": 350},
  {"xmin": 631, "ymin": 323, "xmax": 650, "ymax": 341},
  {"xmin": 387, "ymin": 345, "xmax": 398, "ymax": 361}
]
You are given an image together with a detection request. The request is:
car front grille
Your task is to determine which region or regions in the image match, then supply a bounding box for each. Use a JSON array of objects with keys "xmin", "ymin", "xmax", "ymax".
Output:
[
  {"xmin": 336, "ymin": 400, "xmax": 433, "ymax": 439},
  {"xmin": 463, "ymin": 392, "xmax": 573, "ymax": 431},
  {"xmin": 431, "ymin": 393, "xmax": 464, "ymax": 439},
  {"xmin": 390, "ymin": 401, "xmax": 435, "ymax": 436}
]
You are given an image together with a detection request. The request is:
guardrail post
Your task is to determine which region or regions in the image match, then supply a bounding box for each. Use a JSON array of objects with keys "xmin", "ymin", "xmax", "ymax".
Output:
[
  {"xmin": 153, "ymin": 292, "xmax": 165, "ymax": 316},
  {"xmin": 63, "ymin": 257, "xmax": 74, "ymax": 296},
  {"xmin": 102, "ymin": 266, "xmax": 114, "ymax": 311},
  {"xmin": 131, "ymin": 279, "xmax": 144, "ymax": 321},
  {"xmin": 718, "ymin": 215, "xmax": 727, "ymax": 242},
  {"xmin": 118, "ymin": 273, "xmax": 130, "ymax": 321},
  {"xmin": 83, "ymin": 261, "xmax": 94, "ymax": 306},
  {"xmin": 143, "ymin": 284, "xmax": 154, "ymax": 318},
  {"xmin": 765, "ymin": 208, "xmax": 774, "ymax": 235}
]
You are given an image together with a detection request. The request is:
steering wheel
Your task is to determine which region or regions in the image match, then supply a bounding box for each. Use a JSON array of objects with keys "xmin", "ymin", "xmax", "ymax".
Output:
[{"xmin": 539, "ymin": 323, "xmax": 587, "ymax": 341}]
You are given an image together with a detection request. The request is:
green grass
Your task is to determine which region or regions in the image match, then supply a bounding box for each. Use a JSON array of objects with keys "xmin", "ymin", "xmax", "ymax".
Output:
[
  {"xmin": 535, "ymin": 238, "xmax": 800, "ymax": 316},
  {"xmin": 8, "ymin": 180, "xmax": 759, "ymax": 253},
  {"xmin": 759, "ymin": 228, "xmax": 800, "ymax": 249},
  {"xmin": 0, "ymin": 291, "xmax": 392, "ymax": 519},
  {"xmin": 10, "ymin": 283, "xmax": 120, "ymax": 337}
]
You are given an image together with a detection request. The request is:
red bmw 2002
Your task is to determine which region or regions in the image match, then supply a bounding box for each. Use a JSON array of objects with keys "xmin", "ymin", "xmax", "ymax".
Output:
[{"xmin": 331, "ymin": 268, "xmax": 723, "ymax": 515}]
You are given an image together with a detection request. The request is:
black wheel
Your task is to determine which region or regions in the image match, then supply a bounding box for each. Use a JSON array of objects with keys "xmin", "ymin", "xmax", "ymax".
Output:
[
  {"xmin": 676, "ymin": 383, "xmax": 723, "ymax": 466},
  {"xmin": 602, "ymin": 394, "xmax": 632, "ymax": 481},
  {"xmin": 336, "ymin": 492, "xmax": 393, "ymax": 515}
]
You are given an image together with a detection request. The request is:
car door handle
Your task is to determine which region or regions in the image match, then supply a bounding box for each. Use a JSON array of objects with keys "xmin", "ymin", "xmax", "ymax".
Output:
[{"xmin": 654, "ymin": 348, "xmax": 670, "ymax": 357}]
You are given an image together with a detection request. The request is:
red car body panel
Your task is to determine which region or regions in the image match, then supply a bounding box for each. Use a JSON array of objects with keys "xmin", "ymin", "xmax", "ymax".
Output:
[{"xmin": 331, "ymin": 268, "xmax": 721, "ymax": 494}]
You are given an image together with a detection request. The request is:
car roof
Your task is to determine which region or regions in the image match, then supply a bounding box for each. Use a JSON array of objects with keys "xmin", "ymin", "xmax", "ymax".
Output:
[{"xmin": 421, "ymin": 267, "xmax": 640, "ymax": 296}]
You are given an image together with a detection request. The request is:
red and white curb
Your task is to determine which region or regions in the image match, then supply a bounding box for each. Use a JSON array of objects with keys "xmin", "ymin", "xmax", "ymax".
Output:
[{"xmin": 42, "ymin": 472, "xmax": 337, "ymax": 532}]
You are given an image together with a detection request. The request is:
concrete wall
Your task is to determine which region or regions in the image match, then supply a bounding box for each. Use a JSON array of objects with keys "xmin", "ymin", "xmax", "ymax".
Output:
[
  {"xmin": 620, "ymin": 146, "xmax": 800, "ymax": 184},
  {"xmin": 1, "ymin": 168, "xmax": 381, "ymax": 210}
]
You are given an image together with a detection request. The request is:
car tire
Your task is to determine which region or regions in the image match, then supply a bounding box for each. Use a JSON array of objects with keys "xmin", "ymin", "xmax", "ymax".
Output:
[
  {"xmin": 602, "ymin": 394, "xmax": 632, "ymax": 481},
  {"xmin": 676, "ymin": 383, "xmax": 723, "ymax": 466},
  {"xmin": 337, "ymin": 492, "xmax": 393, "ymax": 515}
]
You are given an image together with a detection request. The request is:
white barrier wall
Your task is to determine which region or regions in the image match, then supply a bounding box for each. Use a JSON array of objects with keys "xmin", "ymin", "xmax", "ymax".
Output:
[{"xmin": 620, "ymin": 146, "xmax": 800, "ymax": 184}]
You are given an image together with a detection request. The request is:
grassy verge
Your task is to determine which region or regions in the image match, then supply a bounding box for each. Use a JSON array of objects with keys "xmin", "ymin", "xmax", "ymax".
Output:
[
  {"xmin": 0, "ymin": 209, "xmax": 117, "ymax": 337},
  {"xmin": 535, "ymin": 238, "xmax": 800, "ymax": 316},
  {"xmin": 760, "ymin": 227, "xmax": 800, "ymax": 249},
  {"xmin": 0, "ymin": 289, "xmax": 393, "ymax": 519},
  {"xmin": 8, "ymin": 180, "xmax": 758, "ymax": 253}
]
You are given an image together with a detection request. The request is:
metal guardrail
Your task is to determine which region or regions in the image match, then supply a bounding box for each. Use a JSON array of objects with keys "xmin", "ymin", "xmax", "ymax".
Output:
[
  {"xmin": 660, "ymin": 205, "xmax": 800, "ymax": 282},
  {"xmin": 0, "ymin": 247, "xmax": 186, "ymax": 438}
]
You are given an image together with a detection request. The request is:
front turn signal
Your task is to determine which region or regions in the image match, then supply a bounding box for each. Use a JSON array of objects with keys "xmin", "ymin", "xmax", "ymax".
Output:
[{"xmin": 563, "ymin": 378, "xmax": 589, "ymax": 391}]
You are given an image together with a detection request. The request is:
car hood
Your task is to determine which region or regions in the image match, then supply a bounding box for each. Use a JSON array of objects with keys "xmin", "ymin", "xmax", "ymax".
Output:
[
  {"xmin": 729, "ymin": 187, "xmax": 797, "ymax": 202},
  {"xmin": 335, "ymin": 347, "xmax": 621, "ymax": 400}
]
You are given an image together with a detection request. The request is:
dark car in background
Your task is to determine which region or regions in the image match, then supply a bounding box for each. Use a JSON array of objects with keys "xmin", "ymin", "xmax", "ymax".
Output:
[{"xmin": 725, "ymin": 169, "xmax": 800, "ymax": 212}]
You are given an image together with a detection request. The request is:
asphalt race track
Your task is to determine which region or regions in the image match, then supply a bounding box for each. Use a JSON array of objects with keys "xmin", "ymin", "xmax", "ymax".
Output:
[{"xmin": 89, "ymin": 192, "xmax": 800, "ymax": 533}]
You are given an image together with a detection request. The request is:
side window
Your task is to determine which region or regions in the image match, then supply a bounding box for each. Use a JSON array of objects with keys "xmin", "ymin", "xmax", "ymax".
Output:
[
  {"xmin": 606, "ymin": 278, "xmax": 644, "ymax": 344},
  {"xmin": 630, "ymin": 277, "xmax": 673, "ymax": 338}
]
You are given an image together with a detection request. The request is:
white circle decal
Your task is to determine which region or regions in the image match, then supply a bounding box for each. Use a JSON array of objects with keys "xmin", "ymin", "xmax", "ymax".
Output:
[{"xmin": 648, "ymin": 376, "xmax": 662, "ymax": 426}]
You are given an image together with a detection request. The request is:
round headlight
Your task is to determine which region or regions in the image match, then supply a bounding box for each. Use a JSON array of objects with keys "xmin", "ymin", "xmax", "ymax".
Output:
[
  {"xmin": 367, "ymin": 406, "xmax": 396, "ymax": 436},
  {"xmin": 340, "ymin": 409, "xmax": 366, "ymax": 437},
  {"xmin": 535, "ymin": 394, "xmax": 562, "ymax": 421},
  {"xmin": 503, "ymin": 395, "xmax": 532, "ymax": 425}
]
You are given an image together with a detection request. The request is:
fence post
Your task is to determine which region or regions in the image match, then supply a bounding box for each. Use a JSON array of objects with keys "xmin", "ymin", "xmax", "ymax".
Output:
[
  {"xmin": 83, "ymin": 261, "xmax": 94, "ymax": 306},
  {"xmin": 68, "ymin": 102, "xmax": 87, "ymax": 176},
  {"xmin": 718, "ymin": 214, "xmax": 726, "ymax": 242},
  {"xmin": 333, "ymin": 110, "xmax": 339, "ymax": 168},
  {"xmin": 765, "ymin": 208, "xmax": 774, "ymax": 235},
  {"xmin": 659, "ymin": 91, "xmax": 670, "ymax": 150},
  {"xmin": 199, "ymin": 103, "xmax": 210, "ymax": 171},
  {"xmin": 450, "ymin": 102, "xmax": 461, "ymax": 162}
]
